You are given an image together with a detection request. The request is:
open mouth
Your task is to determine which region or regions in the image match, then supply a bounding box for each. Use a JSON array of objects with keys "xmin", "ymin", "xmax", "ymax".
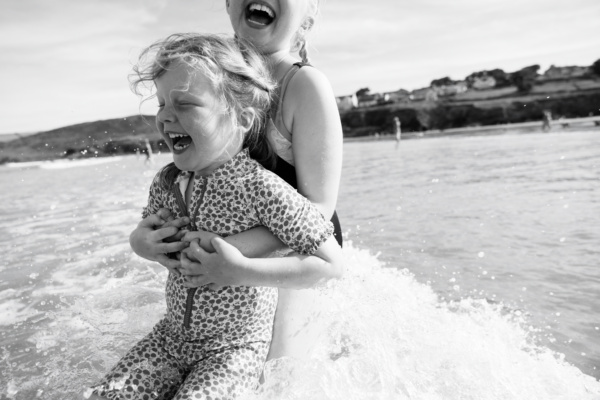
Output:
[
  {"xmin": 245, "ymin": 2, "xmax": 275, "ymax": 26},
  {"xmin": 168, "ymin": 132, "xmax": 192, "ymax": 152}
]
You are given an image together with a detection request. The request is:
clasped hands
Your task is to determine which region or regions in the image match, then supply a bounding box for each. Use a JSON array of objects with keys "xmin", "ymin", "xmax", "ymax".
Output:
[{"xmin": 130, "ymin": 208, "xmax": 248, "ymax": 291}]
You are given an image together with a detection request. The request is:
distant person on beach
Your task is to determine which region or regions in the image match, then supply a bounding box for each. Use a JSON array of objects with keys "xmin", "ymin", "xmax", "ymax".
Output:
[
  {"xmin": 143, "ymin": 138, "xmax": 154, "ymax": 163},
  {"xmin": 394, "ymin": 116, "xmax": 402, "ymax": 148},
  {"xmin": 131, "ymin": 0, "xmax": 344, "ymax": 363},
  {"xmin": 542, "ymin": 110, "xmax": 552, "ymax": 132},
  {"xmin": 86, "ymin": 33, "xmax": 342, "ymax": 400}
]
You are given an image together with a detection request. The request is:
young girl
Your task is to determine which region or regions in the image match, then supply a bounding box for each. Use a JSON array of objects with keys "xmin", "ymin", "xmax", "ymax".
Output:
[
  {"xmin": 87, "ymin": 33, "xmax": 342, "ymax": 400},
  {"xmin": 130, "ymin": 0, "xmax": 343, "ymax": 359}
]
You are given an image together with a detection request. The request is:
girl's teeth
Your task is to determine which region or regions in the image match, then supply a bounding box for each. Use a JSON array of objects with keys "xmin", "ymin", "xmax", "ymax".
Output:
[
  {"xmin": 168, "ymin": 132, "xmax": 191, "ymax": 151},
  {"xmin": 249, "ymin": 3, "xmax": 274, "ymax": 17},
  {"xmin": 174, "ymin": 142, "xmax": 190, "ymax": 151}
]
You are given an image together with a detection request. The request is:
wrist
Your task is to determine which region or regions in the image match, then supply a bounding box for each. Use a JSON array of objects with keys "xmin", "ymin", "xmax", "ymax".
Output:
[{"xmin": 237, "ymin": 255, "xmax": 255, "ymax": 286}]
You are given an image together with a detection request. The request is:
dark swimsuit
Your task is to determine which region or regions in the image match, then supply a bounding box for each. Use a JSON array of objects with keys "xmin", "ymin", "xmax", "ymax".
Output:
[{"xmin": 268, "ymin": 62, "xmax": 343, "ymax": 247}]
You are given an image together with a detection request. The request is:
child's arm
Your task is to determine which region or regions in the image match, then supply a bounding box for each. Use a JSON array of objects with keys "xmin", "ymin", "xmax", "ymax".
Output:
[
  {"xmin": 180, "ymin": 169, "xmax": 343, "ymax": 290},
  {"xmin": 180, "ymin": 235, "xmax": 342, "ymax": 290},
  {"xmin": 287, "ymin": 67, "xmax": 343, "ymax": 219},
  {"xmin": 181, "ymin": 227, "xmax": 287, "ymax": 258}
]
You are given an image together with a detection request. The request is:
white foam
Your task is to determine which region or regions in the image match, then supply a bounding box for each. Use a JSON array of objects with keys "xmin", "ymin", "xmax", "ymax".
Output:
[
  {"xmin": 0, "ymin": 290, "xmax": 38, "ymax": 326},
  {"xmin": 2, "ymin": 243, "xmax": 599, "ymax": 399},
  {"xmin": 3, "ymin": 156, "xmax": 123, "ymax": 170}
]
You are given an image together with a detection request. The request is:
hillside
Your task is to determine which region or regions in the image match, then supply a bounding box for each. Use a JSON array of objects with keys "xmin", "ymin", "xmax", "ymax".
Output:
[
  {"xmin": 0, "ymin": 115, "xmax": 161, "ymax": 164},
  {"xmin": 2, "ymin": 77, "xmax": 600, "ymax": 164}
]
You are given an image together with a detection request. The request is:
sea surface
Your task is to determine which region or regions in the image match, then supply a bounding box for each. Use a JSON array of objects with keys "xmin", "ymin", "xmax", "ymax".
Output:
[{"xmin": 0, "ymin": 130, "xmax": 599, "ymax": 399}]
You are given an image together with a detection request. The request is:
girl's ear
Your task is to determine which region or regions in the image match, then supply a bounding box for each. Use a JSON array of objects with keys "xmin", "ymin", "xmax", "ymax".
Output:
[
  {"xmin": 239, "ymin": 109, "xmax": 256, "ymax": 133},
  {"xmin": 301, "ymin": 16, "xmax": 315, "ymax": 33}
]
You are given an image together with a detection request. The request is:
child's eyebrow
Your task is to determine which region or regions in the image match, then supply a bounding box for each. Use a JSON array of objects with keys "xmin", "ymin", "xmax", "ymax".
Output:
[{"xmin": 168, "ymin": 89, "xmax": 209, "ymax": 105}]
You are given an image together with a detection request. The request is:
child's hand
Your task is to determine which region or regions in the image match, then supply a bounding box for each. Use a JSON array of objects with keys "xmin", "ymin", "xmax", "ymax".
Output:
[
  {"xmin": 181, "ymin": 230, "xmax": 220, "ymax": 252},
  {"xmin": 129, "ymin": 208, "xmax": 190, "ymax": 274},
  {"xmin": 179, "ymin": 238, "xmax": 248, "ymax": 290}
]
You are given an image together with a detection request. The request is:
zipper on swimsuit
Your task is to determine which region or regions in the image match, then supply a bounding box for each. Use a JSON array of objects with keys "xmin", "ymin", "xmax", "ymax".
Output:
[
  {"xmin": 179, "ymin": 175, "xmax": 208, "ymax": 330},
  {"xmin": 173, "ymin": 184, "xmax": 188, "ymax": 220},
  {"xmin": 183, "ymin": 287, "xmax": 198, "ymax": 329}
]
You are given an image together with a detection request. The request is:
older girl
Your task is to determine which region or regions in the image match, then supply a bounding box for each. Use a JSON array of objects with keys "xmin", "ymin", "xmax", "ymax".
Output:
[{"xmin": 130, "ymin": 0, "xmax": 343, "ymax": 360}]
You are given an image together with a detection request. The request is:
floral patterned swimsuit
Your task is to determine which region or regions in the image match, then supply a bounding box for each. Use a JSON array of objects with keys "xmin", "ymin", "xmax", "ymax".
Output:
[{"xmin": 90, "ymin": 149, "xmax": 333, "ymax": 400}]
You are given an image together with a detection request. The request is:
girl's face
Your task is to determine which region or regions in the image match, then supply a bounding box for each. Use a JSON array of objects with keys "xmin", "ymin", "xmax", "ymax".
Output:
[
  {"xmin": 226, "ymin": 0, "xmax": 311, "ymax": 55},
  {"xmin": 155, "ymin": 60, "xmax": 240, "ymax": 175}
]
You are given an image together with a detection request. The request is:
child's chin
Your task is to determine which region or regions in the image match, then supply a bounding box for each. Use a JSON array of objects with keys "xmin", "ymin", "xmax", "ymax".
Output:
[{"xmin": 173, "ymin": 158, "xmax": 189, "ymax": 171}]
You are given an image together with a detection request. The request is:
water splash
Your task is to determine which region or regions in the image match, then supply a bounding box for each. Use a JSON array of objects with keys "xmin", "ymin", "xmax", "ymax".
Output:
[{"xmin": 1, "ymin": 243, "xmax": 599, "ymax": 399}]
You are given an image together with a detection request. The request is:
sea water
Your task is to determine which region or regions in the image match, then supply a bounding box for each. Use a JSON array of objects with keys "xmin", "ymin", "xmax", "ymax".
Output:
[{"xmin": 0, "ymin": 130, "xmax": 599, "ymax": 399}]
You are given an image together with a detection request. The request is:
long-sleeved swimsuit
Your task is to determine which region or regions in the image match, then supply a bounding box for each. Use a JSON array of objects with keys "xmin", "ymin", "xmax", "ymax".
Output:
[{"xmin": 90, "ymin": 149, "xmax": 333, "ymax": 400}]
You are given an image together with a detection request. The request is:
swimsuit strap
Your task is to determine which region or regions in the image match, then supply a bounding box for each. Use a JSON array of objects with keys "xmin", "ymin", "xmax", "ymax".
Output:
[{"xmin": 271, "ymin": 63, "xmax": 312, "ymax": 137}]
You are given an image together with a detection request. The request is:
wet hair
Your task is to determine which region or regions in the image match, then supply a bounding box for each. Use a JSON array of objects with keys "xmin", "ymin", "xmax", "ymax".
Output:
[
  {"xmin": 130, "ymin": 33, "xmax": 276, "ymax": 187},
  {"xmin": 292, "ymin": 0, "xmax": 320, "ymax": 64}
]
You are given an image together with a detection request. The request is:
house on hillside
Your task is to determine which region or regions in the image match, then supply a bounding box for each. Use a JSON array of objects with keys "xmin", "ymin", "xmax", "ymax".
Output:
[
  {"xmin": 384, "ymin": 88, "xmax": 410, "ymax": 103},
  {"xmin": 541, "ymin": 65, "xmax": 590, "ymax": 80},
  {"xmin": 357, "ymin": 92, "xmax": 389, "ymax": 108},
  {"xmin": 471, "ymin": 76, "xmax": 496, "ymax": 90},
  {"xmin": 434, "ymin": 81, "xmax": 468, "ymax": 97},
  {"xmin": 336, "ymin": 94, "xmax": 358, "ymax": 111},
  {"xmin": 409, "ymin": 87, "xmax": 438, "ymax": 102}
]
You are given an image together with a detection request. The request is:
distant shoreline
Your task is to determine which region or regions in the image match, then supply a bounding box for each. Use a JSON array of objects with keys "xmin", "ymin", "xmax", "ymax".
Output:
[
  {"xmin": 343, "ymin": 115, "xmax": 600, "ymax": 142},
  {"xmin": 2, "ymin": 116, "xmax": 599, "ymax": 165}
]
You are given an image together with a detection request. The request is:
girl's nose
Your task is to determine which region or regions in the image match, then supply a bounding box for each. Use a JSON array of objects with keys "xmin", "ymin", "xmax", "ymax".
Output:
[{"xmin": 157, "ymin": 105, "xmax": 175, "ymax": 123}]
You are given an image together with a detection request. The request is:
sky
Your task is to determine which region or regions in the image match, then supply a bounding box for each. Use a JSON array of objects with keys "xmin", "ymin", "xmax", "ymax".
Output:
[{"xmin": 1, "ymin": 0, "xmax": 599, "ymax": 134}]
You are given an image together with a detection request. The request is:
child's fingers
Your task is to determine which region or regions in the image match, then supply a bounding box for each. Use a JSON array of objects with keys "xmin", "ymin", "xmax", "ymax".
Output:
[
  {"xmin": 155, "ymin": 253, "xmax": 176, "ymax": 266},
  {"xmin": 182, "ymin": 275, "xmax": 211, "ymax": 288},
  {"xmin": 156, "ymin": 208, "xmax": 173, "ymax": 222},
  {"xmin": 188, "ymin": 239, "xmax": 211, "ymax": 261},
  {"xmin": 137, "ymin": 213, "xmax": 164, "ymax": 229},
  {"xmin": 210, "ymin": 236, "xmax": 229, "ymax": 254},
  {"xmin": 155, "ymin": 254, "xmax": 180, "ymax": 273},
  {"xmin": 179, "ymin": 254, "xmax": 204, "ymax": 275},
  {"xmin": 207, "ymin": 283, "xmax": 223, "ymax": 292},
  {"xmin": 167, "ymin": 229, "xmax": 189, "ymax": 242},
  {"xmin": 154, "ymin": 226, "xmax": 181, "ymax": 241},
  {"xmin": 162, "ymin": 216, "xmax": 190, "ymax": 230},
  {"xmin": 158, "ymin": 241, "xmax": 188, "ymax": 254}
]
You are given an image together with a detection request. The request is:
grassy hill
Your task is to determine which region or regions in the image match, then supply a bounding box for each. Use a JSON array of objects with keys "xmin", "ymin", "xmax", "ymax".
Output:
[{"xmin": 0, "ymin": 115, "xmax": 161, "ymax": 164}]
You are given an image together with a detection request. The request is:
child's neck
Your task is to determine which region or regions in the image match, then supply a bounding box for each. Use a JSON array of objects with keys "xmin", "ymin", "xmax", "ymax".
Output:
[{"xmin": 266, "ymin": 51, "xmax": 297, "ymax": 82}]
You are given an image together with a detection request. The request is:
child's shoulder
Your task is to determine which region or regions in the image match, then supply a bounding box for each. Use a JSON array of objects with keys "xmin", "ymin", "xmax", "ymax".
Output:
[
  {"xmin": 286, "ymin": 64, "xmax": 336, "ymax": 108},
  {"xmin": 244, "ymin": 162, "xmax": 287, "ymax": 186},
  {"xmin": 290, "ymin": 64, "xmax": 331, "ymax": 92},
  {"xmin": 240, "ymin": 162, "xmax": 295, "ymax": 197}
]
